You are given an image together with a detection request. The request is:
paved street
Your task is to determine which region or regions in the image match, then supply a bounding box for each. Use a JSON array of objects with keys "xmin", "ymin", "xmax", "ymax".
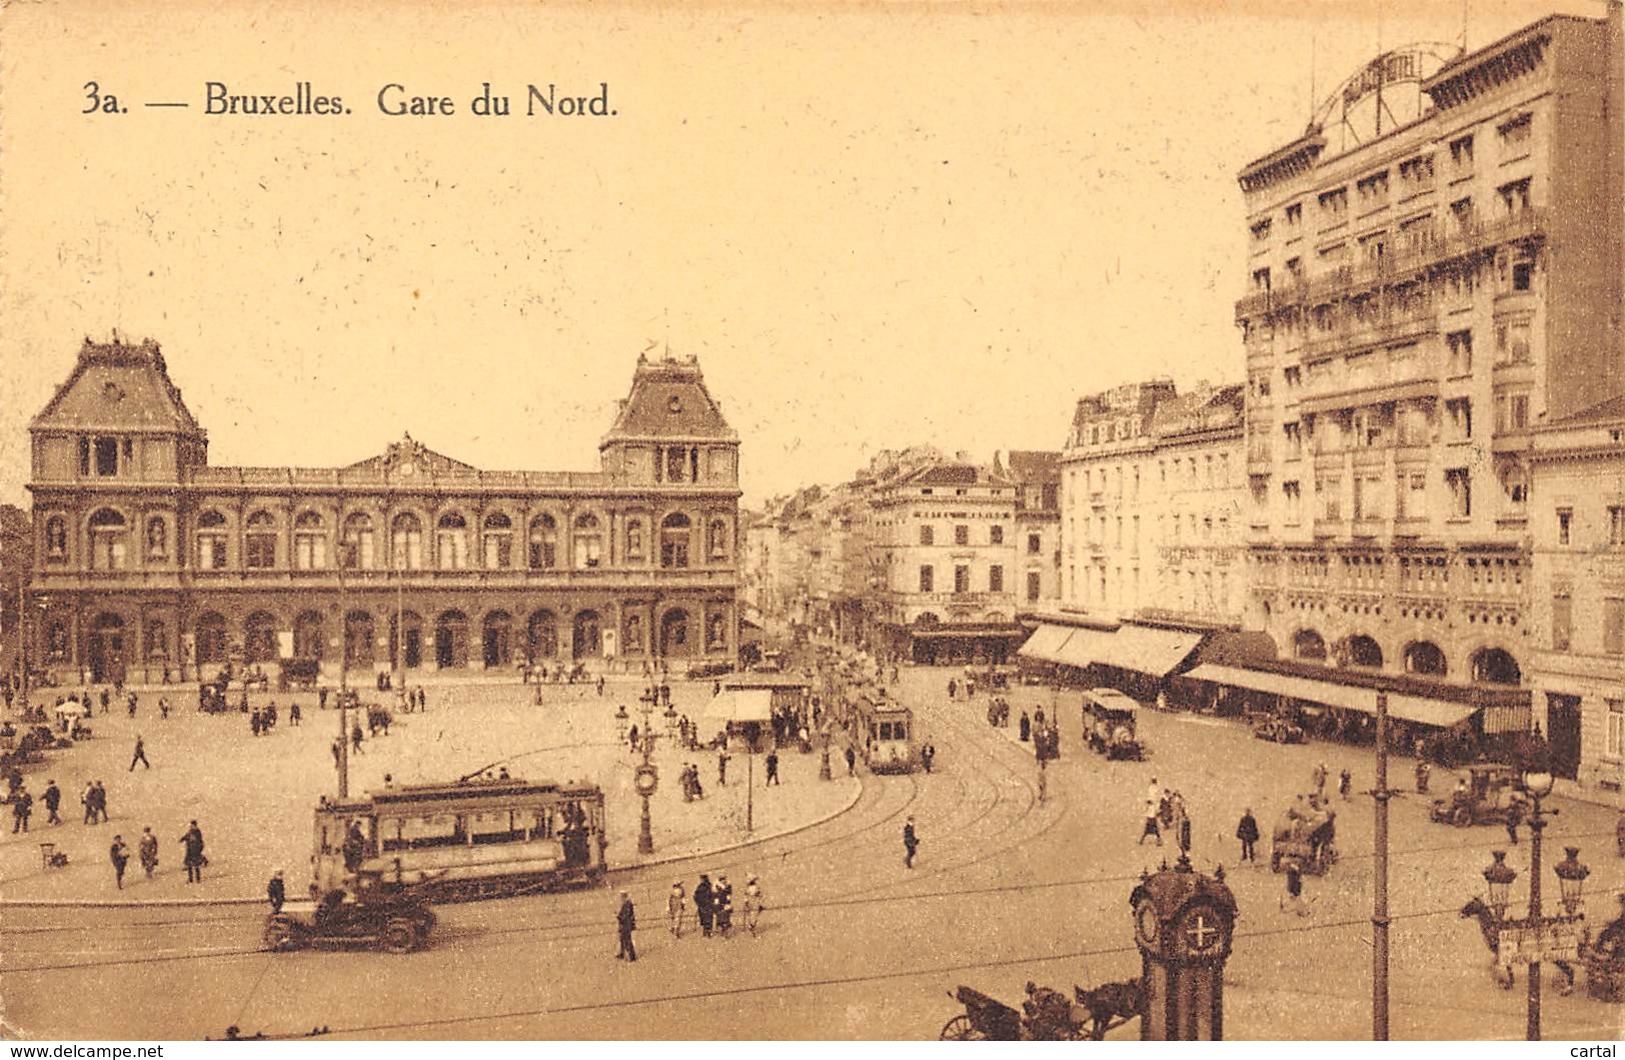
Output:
[{"xmin": 2, "ymin": 666, "xmax": 1622, "ymax": 1040}]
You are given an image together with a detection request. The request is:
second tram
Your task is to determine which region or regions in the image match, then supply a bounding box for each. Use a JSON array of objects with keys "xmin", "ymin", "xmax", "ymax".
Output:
[{"xmin": 848, "ymin": 689, "xmax": 917, "ymax": 773}]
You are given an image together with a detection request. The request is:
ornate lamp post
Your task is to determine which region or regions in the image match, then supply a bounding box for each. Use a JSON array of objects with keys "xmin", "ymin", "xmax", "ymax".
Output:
[
  {"xmin": 614, "ymin": 704, "xmax": 629, "ymax": 744},
  {"xmin": 634, "ymin": 695, "xmax": 658, "ymax": 854},
  {"xmin": 1478, "ymin": 735, "xmax": 1589, "ymax": 1042}
]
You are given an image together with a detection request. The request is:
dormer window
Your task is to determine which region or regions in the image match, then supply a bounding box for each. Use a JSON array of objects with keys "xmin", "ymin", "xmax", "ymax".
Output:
[{"xmin": 668, "ymin": 394, "xmax": 683, "ymax": 414}]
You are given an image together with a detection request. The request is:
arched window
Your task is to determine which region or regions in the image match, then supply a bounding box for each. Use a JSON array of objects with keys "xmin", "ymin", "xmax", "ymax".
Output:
[
  {"xmin": 342, "ymin": 512, "xmax": 375, "ymax": 570},
  {"xmin": 244, "ymin": 510, "xmax": 277, "ymax": 569},
  {"xmin": 293, "ymin": 511, "xmax": 327, "ymax": 570},
  {"xmin": 345, "ymin": 611, "xmax": 377, "ymax": 667},
  {"xmin": 45, "ymin": 619, "xmax": 70, "ymax": 663},
  {"xmin": 625, "ymin": 518, "xmax": 646, "ymax": 561},
  {"xmin": 244, "ymin": 611, "xmax": 278, "ymax": 663},
  {"xmin": 1404, "ymin": 641, "xmax": 1448, "ymax": 677},
  {"xmin": 482, "ymin": 610, "xmax": 513, "ymax": 667},
  {"xmin": 391, "ymin": 513, "xmax": 423, "ymax": 570},
  {"xmin": 623, "ymin": 612, "xmax": 644, "ymax": 653},
  {"xmin": 435, "ymin": 512, "xmax": 469, "ymax": 569},
  {"xmin": 196, "ymin": 510, "xmax": 228, "ymax": 569},
  {"xmin": 1293, "ymin": 628, "xmax": 1327, "ymax": 661},
  {"xmin": 573, "ymin": 513, "xmax": 602, "ymax": 569},
  {"xmin": 482, "ymin": 512, "xmax": 513, "ymax": 568},
  {"xmin": 145, "ymin": 517, "xmax": 167, "ymax": 560},
  {"xmin": 660, "ymin": 513, "xmax": 691, "ymax": 569},
  {"xmin": 293, "ymin": 610, "xmax": 325, "ymax": 660},
  {"xmin": 1346, "ymin": 634, "xmax": 1384, "ymax": 669},
  {"xmin": 44, "ymin": 516, "xmax": 68, "ymax": 562},
  {"xmin": 526, "ymin": 609, "xmax": 558, "ymax": 659},
  {"xmin": 707, "ymin": 517, "xmax": 729, "ymax": 560},
  {"xmin": 144, "ymin": 620, "xmax": 168, "ymax": 663},
  {"xmin": 1471, "ymin": 647, "xmax": 1521, "ymax": 686},
  {"xmin": 706, "ymin": 611, "xmax": 728, "ymax": 650},
  {"xmin": 528, "ymin": 515, "xmax": 558, "ymax": 569},
  {"xmin": 195, "ymin": 612, "xmax": 228, "ymax": 665},
  {"xmin": 88, "ymin": 508, "xmax": 129, "ymax": 570}
]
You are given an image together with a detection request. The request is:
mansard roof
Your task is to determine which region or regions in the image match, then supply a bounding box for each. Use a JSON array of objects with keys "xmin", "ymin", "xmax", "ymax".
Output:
[
  {"xmin": 30, "ymin": 336, "xmax": 204, "ymax": 435},
  {"xmin": 602, "ymin": 352, "xmax": 737, "ymax": 446}
]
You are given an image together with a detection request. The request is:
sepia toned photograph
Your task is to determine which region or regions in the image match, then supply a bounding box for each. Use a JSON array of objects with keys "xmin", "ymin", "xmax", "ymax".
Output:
[{"xmin": 0, "ymin": 0, "xmax": 1622, "ymax": 1045}]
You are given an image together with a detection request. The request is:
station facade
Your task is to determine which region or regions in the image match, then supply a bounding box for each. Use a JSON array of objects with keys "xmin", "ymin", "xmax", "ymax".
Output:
[{"xmin": 25, "ymin": 339, "xmax": 742, "ymax": 684}]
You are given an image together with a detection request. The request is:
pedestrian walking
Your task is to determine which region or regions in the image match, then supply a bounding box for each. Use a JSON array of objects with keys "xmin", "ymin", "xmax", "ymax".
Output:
[
  {"xmin": 138, "ymin": 827, "xmax": 159, "ymax": 878},
  {"xmin": 351, "ymin": 723, "xmax": 364, "ymax": 755},
  {"xmin": 1414, "ymin": 759, "xmax": 1431, "ymax": 794},
  {"xmin": 267, "ymin": 870, "xmax": 286, "ymax": 914},
  {"xmin": 129, "ymin": 735, "xmax": 150, "ymax": 771},
  {"xmin": 1140, "ymin": 799, "xmax": 1162, "ymax": 846},
  {"xmin": 1506, "ymin": 797, "xmax": 1525, "ymax": 845},
  {"xmin": 615, "ymin": 890, "xmax": 638, "ymax": 961},
  {"xmin": 947, "ymin": 679, "xmax": 957, "ymax": 700},
  {"xmin": 844, "ymin": 745, "xmax": 856, "ymax": 776},
  {"xmin": 921, "ymin": 743, "xmax": 935, "ymax": 773},
  {"xmin": 596, "ymin": 676, "xmax": 605, "ymax": 697},
  {"xmin": 10, "ymin": 787, "xmax": 31, "ymax": 833},
  {"xmin": 629, "ymin": 724, "xmax": 640, "ymax": 753},
  {"xmin": 159, "ymin": 697, "xmax": 171, "ymax": 720},
  {"xmin": 667, "ymin": 879, "xmax": 687, "ymax": 938},
  {"xmin": 179, "ymin": 820, "xmax": 206, "ymax": 883},
  {"xmin": 1281, "ymin": 862, "xmax": 1314, "ymax": 917},
  {"xmin": 93, "ymin": 781, "xmax": 109, "ymax": 823},
  {"xmin": 694, "ymin": 874, "xmax": 715, "ymax": 938},
  {"xmin": 765, "ymin": 750, "xmax": 780, "ymax": 786},
  {"xmin": 289, "ymin": 702, "xmax": 301, "ymax": 726},
  {"xmin": 714, "ymin": 875, "xmax": 734, "ymax": 938},
  {"xmin": 903, "ymin": 816, "xmax": 920, "ymax": 868},
  {"xmin": 743, "ymin": 874, "xmax": 764, "ymax": 938},
  {"xmin": 110, "ymin": 835, "xmax": 129, "ymax": 889},
  {"xmin": 42, "ymin": 780, "xmax": 61, "ymax": 825},
  {"xmin": 1236, "ymin": 809, "xmax": 1260, "ymax": 862},
  {"xmin": 1338, "ymin": 769, "xmax": 1352, "ymax": 801},
  {"xmin": 1312, "ymin": 762, "xmax": 1328, "ymax": 797},
  {"xmin": 718, "ymin": 749, "xmax": 729, "ymax": 786},
  {"xmin": 1019, "ymin": 711, "xmax": 1031, "ymax": 742},
  {"xmin": 82, "ymin": 782, "xmax": 96, "ymax": 825},
  {"xmin": 250, "ymin": 710, "xmax": 262, "ymax": 737},
  {"xmin": 126, "ymin": 692, "xmax": 138, "ymax": 718}
]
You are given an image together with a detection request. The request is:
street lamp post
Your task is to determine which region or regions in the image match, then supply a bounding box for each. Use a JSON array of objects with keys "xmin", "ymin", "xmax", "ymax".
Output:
[
  {"xmin": 1372, "ymin": 691, "xmax": 1393, "ymax": 1041},
  {"xmin": 1477, "ymin": 738, "xmax": 1589, "ymax": 1042},
  {"xmin": 336, "ymin": 543, "xmax": 353, "ymax": 799},
  {"xmin": 637, "ymin": 697, "xmax": 656, "ymax": 855}
]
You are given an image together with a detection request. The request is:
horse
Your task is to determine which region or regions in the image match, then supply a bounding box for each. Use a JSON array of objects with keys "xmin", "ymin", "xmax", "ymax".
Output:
[
  {"xmin": 1072, "ymin": 979, "xmax": 1143, "ymax": 1041},
  {"xmin": 1460, "ymin": 896, "xmax": 1575, "ymax": 994}
]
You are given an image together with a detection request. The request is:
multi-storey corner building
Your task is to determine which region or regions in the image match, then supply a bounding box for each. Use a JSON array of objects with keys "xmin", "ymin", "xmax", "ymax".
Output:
[
  {"xmin": 1233, "ymin": 11, "xmax": 1624, "ymax": 725},
  {"xmin": 1058, "ymin": 380, "xmax": 1246, "ymax": 624},
  {"xmin": 1529, "ymin": 397, "xmax": 1625, "ymax": 793},
  {"xmin": 868, "ymin": 458, "xmax": 1024, "ymax": 664},
  {"xmin": 26, "ymin": 339, "xmax": 742, "ymax": 684}
]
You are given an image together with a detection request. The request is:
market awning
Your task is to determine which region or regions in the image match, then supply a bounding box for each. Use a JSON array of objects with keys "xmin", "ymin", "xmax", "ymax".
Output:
[
  {"xmin": 1094, "ymin": 626, "xmax": 1205, "ymax": 678},
  {"xmin": 1183, "ymin": 664, "xmax": 1479, "ymax": 728},
  {"xmin": 1017, "ymin": 624, "xmax": 1074, "ymax": 662},
  {"xmin": 703, "ymin": 689, "xmax": 774, "ymax": 723},
  {"xmin": 1053, "ymin": 627, "xmax": 1116, "ymax": 669}
]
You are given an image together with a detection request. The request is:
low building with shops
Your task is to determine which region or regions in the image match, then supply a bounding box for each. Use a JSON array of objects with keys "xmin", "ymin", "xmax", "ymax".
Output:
[{"xmin": 24, "ymin": 338, "xmax": 742, "ymax": 685}]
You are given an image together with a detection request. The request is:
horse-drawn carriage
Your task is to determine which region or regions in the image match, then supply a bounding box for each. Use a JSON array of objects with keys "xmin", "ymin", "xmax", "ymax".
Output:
[
  {"xmin": 940, "ymin": 980, "xmax": 1140, "ymax": 1041},
  {"xmin": 1429, "ymin": 762, "xmax": 1527, "ymax": 828},
  {"xmin": 1083, "ymin": 688, "xmax": 1145, "ymax": 761},
  {"xmin": 279, "ymin": 658, "xmax": 321, "ymax": 692},
  {"xmin": 1271, "ymin": 796, "xmax": 1337, "ymax": 875}
]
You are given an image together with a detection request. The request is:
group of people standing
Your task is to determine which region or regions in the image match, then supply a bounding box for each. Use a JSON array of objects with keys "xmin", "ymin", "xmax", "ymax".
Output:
[{"xmin": 614, "ymin": 871, "xmax": 767, "ymax": 962}]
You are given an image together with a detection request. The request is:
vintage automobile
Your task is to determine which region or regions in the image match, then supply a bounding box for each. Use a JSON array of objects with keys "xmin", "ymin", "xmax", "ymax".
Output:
[
  {"xmin": 1252, "ymin": 716, "xmax": 1306, "ymax": 744},
  {"xmin": 1428, "ymin": 762, "xmax": 1527, "ymax": 828},
  {"xmin": 1083, "ymin": 688, "xmax": 1145, "ymax": 761},
  {"xmin": 263, "ymin": 877, "xmax": 436, "ymax": 954}
]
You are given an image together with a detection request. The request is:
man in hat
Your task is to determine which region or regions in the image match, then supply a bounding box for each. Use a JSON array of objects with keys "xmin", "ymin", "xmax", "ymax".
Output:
[
  {"xmin": 694, "ymin": 873, "xmax": 715, "ymax": 937},
  {"xmin": 110, "ymin": 834, "xmax": 129, "ymax": 889},
  {"xmin": 667, "ymin": 879, "xmax": 687, "ymax": 938},
  {"xmin": 615, "ymin": 890, "xmax": 637, "ymax": 961},
  {"xmin": 903, "ymin": 816, "xmax": 919, "ymax": 868},
  {"xmin": 267, "ymin": 870, "xmax": 286, "ymax": 914},
  {"xmin": 713, "ymin": 874, "xmax": 734, "ymax": 937},
  {"xmin": 743, "ymin": 874, "xmax": 764, "ymax": 938}
]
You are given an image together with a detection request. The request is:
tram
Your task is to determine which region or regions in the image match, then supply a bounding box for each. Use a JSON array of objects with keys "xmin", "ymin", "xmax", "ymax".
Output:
[
  {"xmin": 311, "ymin": 776, "xmax": 608, "ymax": 901},
  {"xmin": 848, "ymin": 689, "xmax": 917, "ymax": 773}
]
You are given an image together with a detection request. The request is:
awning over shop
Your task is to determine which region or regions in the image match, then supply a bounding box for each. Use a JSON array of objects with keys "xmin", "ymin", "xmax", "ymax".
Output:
[
  {"xmin": 1053, "ymin": 627, "xmax": 1115, "ymax": 669},
  {"xmin": 1183, "ymin": 664, "xmax": 1479, "ymax": 728},
  {"xmin": 703, "ymin": 689, "xmax": 774, "ymax": 723},
  {"xmin": 909, "ymin": 626, "xmax": 1025, "ymax": 640},
  {"xmin": 1094, "ymin": 626, "xmax": 1205, "ymax": 678},
  {"xmin": 1017, "ymin": 624, "xmax": 1074, "ymax": 661}
]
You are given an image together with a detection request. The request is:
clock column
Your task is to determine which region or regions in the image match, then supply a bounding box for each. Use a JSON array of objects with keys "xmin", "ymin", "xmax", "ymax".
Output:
[{"xmin": 1129, "ymin": 855, "xmax": 1237, "ymax": 1040}]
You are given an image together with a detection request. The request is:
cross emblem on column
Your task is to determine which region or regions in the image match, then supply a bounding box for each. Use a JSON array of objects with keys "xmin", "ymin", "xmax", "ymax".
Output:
[{"xmin": 1186, "ymin": 913, "xmax": 1219, "ymax": 951}]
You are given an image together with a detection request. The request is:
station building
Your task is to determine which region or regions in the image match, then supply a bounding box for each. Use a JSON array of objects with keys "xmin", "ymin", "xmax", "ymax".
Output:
[{"xmin": 25, "ymin": 338, "xmax": 742, "ymax": 684}]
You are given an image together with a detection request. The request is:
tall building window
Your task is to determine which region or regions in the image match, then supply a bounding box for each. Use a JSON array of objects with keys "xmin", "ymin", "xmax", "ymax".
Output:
[
  {"xmin": 1610, "ymin": 505, "xmax": 1625, "ymax": 547},
  {"xmin": 1027, "ymin": 533, "xmax": 1041, "ymax": 555},
  {"xmin": 919, "ymin": 524, "xmax": 933, "ymax": 546},
  {"xmin": 918, "ymin": 565, "xmax": 933, "ymax": 592},
  {"xmin": 1446, "ymin": 330, "xmax": 1473, "ymax": 375},
  {"xmin": 1449, "ymin": 134, "xmax": 1474, "ymax": 173},
  {"xmin": 1498, "ymin": 178, "xmax": 1532, "ymax": 218},
  {"xmin": 1497, "ymin": 113, "xmax": 1532, "ymax": 154},
  {"xmin": 1606, "ymin": 698, "xmax": 1625, "ymax": 762},
  {"xmin": 1446, "ymin": 469, "xmax": 1472, "ymax": 518},
  {"xmin": 707, "ymin": 518, "xmax": 730, "ymax": 559},
  {"xmin": 954, "ymin": 524, "xmax": 969, "ymax": 546},
  {"xmin": 88, "ymin": 508, "xmax": 129, "ymax": 570},
  {"xmin": 1551, "ymin": 592, "xmax": 1572, "ymax": 651},
  {"xmin": 435, "ymin": 512, "xmax": 470, "ymax": 569},
  {"xmin": 989, "ymin": 565, "xmax": 1003, "ymax": 592},
  {"xmin": 1027, "ymin": 571, "xmax": 1041, "ymax": 603},
  {"xmin": 482, "ymin": 512, "xmax": 513, "ymax": 568},
  {"xmin": 196, "ymin": 510, "xmax": 227, "ymax": 569},
  {"xmin": 343, "ymin": 512, "xmax": 375, "ymax": 569},
  {"xmin": 244, "ymin": 510, "xmax": 277, "ymax": 569},
  {"xmin": 1606, "ymin": 598, "xmax": 1625, "ymax": 656},
  {"xmin": 293, "ymin": 511, "xmax": 327, "ymax": 570},
  {"xmin": 625, "ymin": 518, "xmax": 646, "ymax": 561},
  {"xmin": 93, "ymin": 437, "xmax": 120, "ymax": 477},
  {"xmin": 1557, "ymin": 507, "xmax": 1572, "ymax": 546},
  {"xmin": 954, "ymin": 565, "xmax": 970, "ymax": 593},
  {"xmin": 392, "ymin": 513, "xmax": 424, "ymax": 570},
  {"xmin": 145, "ymin": 517, "xmax": 167, "ymax": 560},
  {"xmin": 528, "ymin": 514, "xmax": 557, "ymax": 569},
  {"xmin": 989, "ymin": 524, "xmax": 1003, "ymax": 546},
  {"xmin": 1446, "ymin": 399, "xmax": 1473, "ymax": 441},
  {"xmin": 660, "ymin": 513, "xmax": 691, "ymax": 569},
  {"xmin": 44, "ymin": 515, "xmax": 68, "ymax": 562},
  {"xmin": 572, "ymin": 514, "xmax": 602, "ymax": 569}
]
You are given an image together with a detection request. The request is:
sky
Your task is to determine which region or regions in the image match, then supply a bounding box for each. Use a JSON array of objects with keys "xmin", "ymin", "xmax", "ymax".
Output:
[{"xmin": 0, "ymin": 0, "xmax": 1605, "ymax": 507}]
